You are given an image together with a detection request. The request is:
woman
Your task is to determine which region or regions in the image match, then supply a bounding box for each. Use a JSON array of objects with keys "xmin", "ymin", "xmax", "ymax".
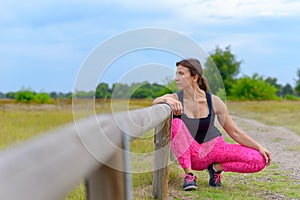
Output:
[{"xmin": 152, "ymin": 58, "xmax": 272, "ymax": 190}]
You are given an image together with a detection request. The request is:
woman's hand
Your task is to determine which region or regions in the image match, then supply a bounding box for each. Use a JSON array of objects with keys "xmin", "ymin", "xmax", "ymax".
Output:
[
  {"xmin": 258, "ymin": 146, "xmax": 272, "ymax": 166},
  {"xmin": 152, "ymin": 94, "xmax": 183, "ymax": 116},
  {"xmin": 165, "ymin": 98, "xmax": 183, "ymax": 116}
]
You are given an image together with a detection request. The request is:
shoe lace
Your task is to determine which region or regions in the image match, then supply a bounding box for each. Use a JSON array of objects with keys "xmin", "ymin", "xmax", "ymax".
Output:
[
  {"xmin": 184, "ymin": 174, "xmax": 196, "ymax": 183},
  {"xmin": 214, "ymin": 173, "xmax": 222, "ymax": 184}
]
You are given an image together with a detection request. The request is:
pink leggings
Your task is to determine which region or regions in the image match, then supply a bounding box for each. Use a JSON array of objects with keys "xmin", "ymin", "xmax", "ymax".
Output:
[{"xmin": 171, "ymin": 118, "xmax": 266, "ymax": 173}]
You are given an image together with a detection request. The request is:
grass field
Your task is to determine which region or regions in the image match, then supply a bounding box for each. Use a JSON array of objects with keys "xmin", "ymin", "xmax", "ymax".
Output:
[
  {"xmin": 226, "ymin": 100, "xmax": 300, "ymax": 136},
  {"xmin": 0, "ymin": 99, "xmax": 299, "ymax": 199}
]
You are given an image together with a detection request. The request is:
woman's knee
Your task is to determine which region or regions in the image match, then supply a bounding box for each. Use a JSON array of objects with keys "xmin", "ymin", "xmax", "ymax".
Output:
[
  {"xmin": 240, "ymin": 148, "xmax": 267, "ymax": 172},
  {"xmin": 252, "ymin": 153, "xmax": 267, "ymax": 172}
]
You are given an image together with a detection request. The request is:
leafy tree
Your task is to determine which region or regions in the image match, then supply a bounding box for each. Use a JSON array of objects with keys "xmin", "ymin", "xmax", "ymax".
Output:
[
  {"xmin": 295, "ymin": 68, "xmax": 300, "ymax": 96},
  {"xmin": 265, "ymin": 77, "xmax": 283, "ymax": 97},
  {"xmin": 96, "ymin": 82, "xmax": 111, "ymax": 98},
  {"xmin": 0, "ymin": 92, "xmax": 5, "ymax": 98},
  {"xmin": 130, "ymin": 82, "xmax": 153, "ymax": 99},
  {"xmin": 205, "ymin": 46, "xmax": 241, "ymax": 96},
  {"xmin": 6, "ymin": 92, "xmax": 15, "ymax": 99},
  {"xmin": 282, "ymin": 83, "xmax": 294, "ymax": 97},
  {"xmin": 284, "ymin": 94, "xmax": 299, "ymax": 100},
  {"xmin": 15, "ymin": 89, "xmax": 35, "ymax": 103},
  {"xmin": 34, "ymin": 93, "xmax": 52, "ymax": 104},
  {"xmin": 131, "ymin": 87, "xmax": 152, "ymax": 98},
  {"xmin": 109, "ymin": 81, "xmax": 175, "ymax": 99},
  {"xmin": 50, "ymin": 92, "xmax": 57, "ymax": 99},
  {"xmin": 56, "ymin": 92, "xmax": 71, "ymax": 99},
  {"xmin": 230, "ymin": 74, "xmax": 278, "ymax": 100},
  {"xmin": 204, "ymin": 58, "xmax": 225, "ymax": 95},
  {"xmin": 151, "ymin": 83, "xmax": 167, "ymax": 97},
  {"xmin": 112, "ymin": 83, "xmax": 130, "ymax": 98},
  {"xmin": 14, "ymin": 89, "xmax": 53, "ymax": 103},
  {"xmin": 156, "ymin": 80, "xmax": 177, "ymax": 97},
  {"xmin": 73, "ymin": 90, "xmax": 94, "ymax": 98},
  {"xmin": 66, "ymin": 92, "xmax": 73, "ymax": 99}
]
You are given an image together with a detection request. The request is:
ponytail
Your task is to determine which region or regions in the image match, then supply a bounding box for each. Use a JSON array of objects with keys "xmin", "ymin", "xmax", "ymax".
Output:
[{"xmin": 198, "ymin": 76, "xmax": 209, "ymax": 91}]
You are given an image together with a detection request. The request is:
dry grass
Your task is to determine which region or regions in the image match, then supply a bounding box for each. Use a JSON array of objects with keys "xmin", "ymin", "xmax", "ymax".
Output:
[
  {"xmin": 0, "ymin": 104, "xmax": 73, "ymax": 149},
  {"xmin": 226, "ymin": 100, "xmax": 300, "ymax": 136}
]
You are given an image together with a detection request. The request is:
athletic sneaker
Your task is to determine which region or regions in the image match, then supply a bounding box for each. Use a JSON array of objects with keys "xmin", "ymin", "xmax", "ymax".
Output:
[
  {"xmin": 207, "ymin": 164, "xmax": 222, "ymax": 188},
  {"xmin": 183, "ymin": 173, "xmax": 197, "ymax": 191}
]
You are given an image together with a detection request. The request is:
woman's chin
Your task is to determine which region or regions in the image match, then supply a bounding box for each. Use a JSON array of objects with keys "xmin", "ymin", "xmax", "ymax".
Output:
[{"xmin": 177, "ymin": 85, "xmax": 182, "ymax": 90}]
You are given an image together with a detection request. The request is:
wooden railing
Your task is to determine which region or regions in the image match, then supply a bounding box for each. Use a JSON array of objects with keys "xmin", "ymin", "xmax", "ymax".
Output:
[{"xmin": 0, "ymin": 104, "xmax": 172, "ymax": 200}]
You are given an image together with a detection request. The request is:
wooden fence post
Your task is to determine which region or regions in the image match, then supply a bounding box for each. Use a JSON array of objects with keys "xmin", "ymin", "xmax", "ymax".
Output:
[{"xmin": 153, "ymin": 113, "xmax": 172, "ymax": 200}]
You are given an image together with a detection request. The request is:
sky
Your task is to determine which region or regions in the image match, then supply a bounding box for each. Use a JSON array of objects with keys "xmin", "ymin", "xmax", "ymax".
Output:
[{"xmin": 1, "ymin": 0, "xmax": 300, "ymax": 93}]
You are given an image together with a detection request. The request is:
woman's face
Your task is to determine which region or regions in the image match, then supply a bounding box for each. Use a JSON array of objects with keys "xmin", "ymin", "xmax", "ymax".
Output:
[{"xmin": 175, "ymin": 64, "xmax": 196, "ymax": 90}]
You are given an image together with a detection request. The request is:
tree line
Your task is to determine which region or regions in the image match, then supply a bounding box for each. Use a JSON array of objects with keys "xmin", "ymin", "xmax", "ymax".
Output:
[
  {"xmin": 1, "ymin": 46, "xmax": 300, "ymax": 103},
  {"xmin": 205, "ymin": 46, "xmax": 300, "ymax": 100},
  {"xmin": 0, "ymin": 82, "xmax": 174, "ymax": 103}
]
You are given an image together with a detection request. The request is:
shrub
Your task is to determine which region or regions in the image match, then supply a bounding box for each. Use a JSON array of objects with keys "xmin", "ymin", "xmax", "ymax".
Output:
[
  {"xmin": 229, "ymin": 74, "xmax": 278, "ymax": 100},
  {"xmin": 14, "ymin": 89, "xmax": 53, "ymax": 104},
  {"xmin": 15, "ymin": 90, "xmax": 35, "ymax": 103},
  {"xmin": 284, "ymin": 94, "xmax": 299, "ymax": 100},
  {"xmin": 34, "ymin": 93, "xmax": 53, "ymax": 104}
]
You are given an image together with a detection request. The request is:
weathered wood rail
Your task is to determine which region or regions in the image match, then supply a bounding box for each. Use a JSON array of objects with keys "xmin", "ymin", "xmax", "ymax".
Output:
[{"xmin": 0, "ymin": 104, "xmax": 172, "ymax": 200}]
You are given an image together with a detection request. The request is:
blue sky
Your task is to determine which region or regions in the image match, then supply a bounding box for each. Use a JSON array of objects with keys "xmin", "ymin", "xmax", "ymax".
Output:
[{"xmin": 1, "ymin": 0, "xmax": 300, "ymax": 93}]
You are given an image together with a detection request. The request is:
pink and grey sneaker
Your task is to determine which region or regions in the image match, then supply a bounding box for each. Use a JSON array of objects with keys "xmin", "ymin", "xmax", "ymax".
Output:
[
  {"xmin": 183, "ymin": 173, "xmax": 197, "ymax": 191},
  {"xmin": 207, "ymin": 164, "xmax": 222, "ymax": 188}
]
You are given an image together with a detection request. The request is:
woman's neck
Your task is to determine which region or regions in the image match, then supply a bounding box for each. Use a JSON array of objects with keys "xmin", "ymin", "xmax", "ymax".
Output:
[{"xmin": 183, "ymin": 85, "xmax": 205, "ymax": 102}]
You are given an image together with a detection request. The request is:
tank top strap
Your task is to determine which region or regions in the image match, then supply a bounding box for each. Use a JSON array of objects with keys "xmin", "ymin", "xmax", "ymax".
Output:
[
  {"xmin": 176, "ymin": 90, "xmax": 184, "ymax": 105},
  {"xmin": 205, "ymin": 91, "xmax": 213, "ymax": 115}
]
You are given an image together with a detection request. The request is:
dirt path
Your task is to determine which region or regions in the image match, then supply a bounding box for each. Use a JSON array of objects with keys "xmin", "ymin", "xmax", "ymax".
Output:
[{"xmin": 231, "ymin": 115, "xmax": 300, "ymax": 181}]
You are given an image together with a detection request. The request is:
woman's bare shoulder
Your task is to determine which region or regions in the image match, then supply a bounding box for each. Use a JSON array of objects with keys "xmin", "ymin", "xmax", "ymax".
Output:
[
  {"xmin": 211, "ymin": 94, "xmax": 222, "ymax": 103},
  {"xmin": 211, "ymin": 94, "xmax": 227, "ymax": 113}
]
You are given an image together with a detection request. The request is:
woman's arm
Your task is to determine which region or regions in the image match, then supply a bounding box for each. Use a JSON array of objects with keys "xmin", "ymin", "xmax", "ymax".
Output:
[
  {"xmin": 152, "ymin": 93, "xmax": 183, "ymax": 116},
  {"xmin": 213, "ymin": 95, "xmax": 272, "ymax": 165}
]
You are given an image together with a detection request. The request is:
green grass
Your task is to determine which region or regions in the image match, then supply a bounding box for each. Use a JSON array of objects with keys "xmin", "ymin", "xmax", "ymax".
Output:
[
  {"xmin": 1, "ymin": 99, "xmax": 300, "ymax": 199},
  {"xmin": 132, "ymin": 160, "xmax": 300, "ymax": 199},
  {"xmin": 65, "ymin": 184, "xmax": 86, "ymax": 200}
]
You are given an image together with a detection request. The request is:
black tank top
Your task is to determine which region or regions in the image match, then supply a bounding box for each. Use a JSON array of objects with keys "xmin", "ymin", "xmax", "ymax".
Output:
[{"xmin": 173, "ymin": 90, "xmax": 222, "ymax": 144}]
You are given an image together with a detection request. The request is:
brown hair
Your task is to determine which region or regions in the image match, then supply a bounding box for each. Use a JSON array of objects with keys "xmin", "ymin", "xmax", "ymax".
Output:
[{"xmin": 176, "ymin": 58, "xmax": 209, "ymax": 91}]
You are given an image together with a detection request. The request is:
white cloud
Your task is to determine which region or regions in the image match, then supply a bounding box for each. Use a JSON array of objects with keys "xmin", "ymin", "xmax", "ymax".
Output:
[
  {"xmin": 201, "ymin": 33, "xmax": 277, "ymax": 56},
  {"xmin": 2, "ymin": 0, "xmax": 300, "ymax": 24},
  {"xmin": 116, "ymin": 0, "xmax": 300, "ymax": 22}
]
